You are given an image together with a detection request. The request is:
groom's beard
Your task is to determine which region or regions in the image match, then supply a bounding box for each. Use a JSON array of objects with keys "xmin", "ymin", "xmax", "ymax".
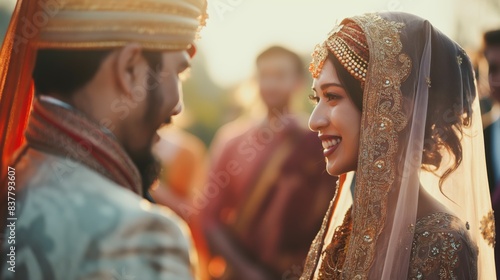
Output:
[
  {"xmin": 132, "ymin": 72, "xmax": 163, "ymax": 196},
  {"xmin": 132, "ymin": 151, "xmax": 161, "ymax": 196},
  {"xmin": 124, "ymin": 132, "xmax": 161, "ymax": 196}
]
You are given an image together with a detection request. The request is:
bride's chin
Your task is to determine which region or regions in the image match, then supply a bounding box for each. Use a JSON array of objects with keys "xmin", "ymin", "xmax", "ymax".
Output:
[
  {"xmin": 326, "ymin": 160, "xmax": 356, "ymax": 177},
  {"xmin": 326, "ymin": 162, "xmax": 341, "ymax": 177}
]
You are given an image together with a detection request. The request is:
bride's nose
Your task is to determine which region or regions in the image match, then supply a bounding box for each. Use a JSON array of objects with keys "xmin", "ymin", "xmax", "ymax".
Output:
[{"xmin": 309, "ymin": 104, "xmax": 330, "ymax": 132}]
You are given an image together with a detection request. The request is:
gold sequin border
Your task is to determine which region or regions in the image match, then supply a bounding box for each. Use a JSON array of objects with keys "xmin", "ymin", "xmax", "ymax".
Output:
[{"xmin": 341, "ymin": 13, "xmax": 411, "ymax": 280}]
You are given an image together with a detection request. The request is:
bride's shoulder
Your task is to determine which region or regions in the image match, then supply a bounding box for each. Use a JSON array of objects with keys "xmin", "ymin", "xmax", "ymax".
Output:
[
  {"xmin": 414, "ymin": 212, "xmax": 470, "ymax": 235},
  {"xmin": 408, "ymin": 212, "xmax": 478, "ymax": 279}
]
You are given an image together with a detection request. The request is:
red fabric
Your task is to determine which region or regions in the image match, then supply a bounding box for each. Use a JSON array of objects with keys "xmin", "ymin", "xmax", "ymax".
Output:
[
  {"xmin": 24, "ymin": 99, "xmax": 143, "ymax": 194},
  {"xmin": 31, "ymin": 104, "xmax": 137, "ymax": 189},
  {"xmin": 0, "ymin": 0, "xmax": 39, "ymax": 173},
  {"xmin": 337, "ymin": 21, "xmax": 369, "ymax": 63},
  {"xmin": 0, "ymin": 0, "xmax": 40, "ymax": 237}
]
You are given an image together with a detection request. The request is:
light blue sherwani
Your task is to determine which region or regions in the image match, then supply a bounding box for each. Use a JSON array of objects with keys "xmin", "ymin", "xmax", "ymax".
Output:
[{"xmin": 1, "ymin": 148, "xmax": 197, "ymax": 280}]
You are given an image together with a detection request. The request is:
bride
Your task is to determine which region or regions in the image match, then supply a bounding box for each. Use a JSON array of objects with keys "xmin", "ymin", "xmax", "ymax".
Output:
[{"xmin": 301, "ymin": 12, "xmax": 495, "ymax": 279}]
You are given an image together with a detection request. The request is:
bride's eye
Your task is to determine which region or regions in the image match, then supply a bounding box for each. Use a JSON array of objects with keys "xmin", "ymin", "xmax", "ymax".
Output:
[
  {"xmin": 324, "ymin": 93, "xmax": 341, "ymax": 102},
  {"xmin": 308, "ymin": 94, "xmax": 320, "ymax": 105}
]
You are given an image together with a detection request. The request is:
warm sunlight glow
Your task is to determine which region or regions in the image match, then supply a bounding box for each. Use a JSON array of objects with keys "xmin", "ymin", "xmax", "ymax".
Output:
[{"xmin": 197, "ymin": 0, "xmax": 461, "ymax": 87}]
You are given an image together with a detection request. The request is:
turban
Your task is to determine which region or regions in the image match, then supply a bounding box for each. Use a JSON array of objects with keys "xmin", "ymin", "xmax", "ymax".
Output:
[
  {"xmin": 37, "ymin": 0, "xmax": 207, "ymax": 51},
  {"xmin": 0, "ymin": 0, "xmax": 208, "ymax": 171}
]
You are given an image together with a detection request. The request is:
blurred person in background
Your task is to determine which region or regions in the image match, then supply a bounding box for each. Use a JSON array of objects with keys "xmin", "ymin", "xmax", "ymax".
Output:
[
  {"xmin": 0, "ymin": 0, "xmax": 206, "ymax": 279},
  {"xmin": 483, "ymin": 29, "xmax": 500, "ymax": 193},
  {"xmin": 152, "ymin": 122, "xmax": 211, "ymax": 280},
  {"xmin": 201, "ymin": 46, "xmax": 337, "ymax": 280},
  {"xmin": 483, "ymin": 28, "xmax": 500, "ymax": 279},
  {"xmin": 153, "ymin": 123, "xmax": 208, "ymax": 215}
]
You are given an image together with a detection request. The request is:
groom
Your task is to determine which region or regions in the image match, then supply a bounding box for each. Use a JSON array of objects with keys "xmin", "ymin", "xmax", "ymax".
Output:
[{"xmin": 0, "ymin": 0, "xmax": 206, "ymax": 279}]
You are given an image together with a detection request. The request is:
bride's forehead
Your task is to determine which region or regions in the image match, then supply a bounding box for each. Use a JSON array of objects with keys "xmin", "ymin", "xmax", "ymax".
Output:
[{"xmin": 313, "ymin": 61, "xmax": 340, "ymax": 88}]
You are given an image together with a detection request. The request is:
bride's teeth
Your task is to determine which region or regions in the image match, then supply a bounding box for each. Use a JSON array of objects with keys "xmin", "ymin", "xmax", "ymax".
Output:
[{"xmin": 322, "ymin": 138, "xmax": 342, "ymax": 149}]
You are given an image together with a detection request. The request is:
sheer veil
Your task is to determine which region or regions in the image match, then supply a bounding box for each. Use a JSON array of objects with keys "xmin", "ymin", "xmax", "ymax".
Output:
[{"xmin": 308, "ymin": 12, "xmax": 495, "ymax": 279}]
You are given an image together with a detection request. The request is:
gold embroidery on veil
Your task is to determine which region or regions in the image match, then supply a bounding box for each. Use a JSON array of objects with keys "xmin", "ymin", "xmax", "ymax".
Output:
[
  {"xmin": 480, "ymin": 210, "xmax": 495, "ymax": 247},
  {"xmin": 341, "ymin": 14, "xmax": 411, "ymax": 279},
  {"xmin": 309, "ymin": 23, "xmax": 344, "ymax": 79},
  {"xmin": 302, "ymin": 12, "xmax": 495, "ymax": 280},
  {"xmin": 317, "ymin": 208, "xmax": 352, "ymax": 280},
  {"xmin": 300, "ymin": 176, "xmax": 347, "ymax": 280}
]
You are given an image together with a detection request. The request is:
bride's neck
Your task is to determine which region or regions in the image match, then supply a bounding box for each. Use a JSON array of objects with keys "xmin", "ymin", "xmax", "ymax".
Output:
[{"xmin": 416, "ymin": 185, "xmax": 450, "ymax": 220}]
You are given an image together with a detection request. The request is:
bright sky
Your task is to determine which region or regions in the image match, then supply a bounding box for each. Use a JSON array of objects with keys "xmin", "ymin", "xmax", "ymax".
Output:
[
  {"xmin": 3, "ymin": 0, "xmax": 500, "ymax": 88},
  {"xmin": 198, "ymin": 0, "xmax": 457, "ymax": 87}
]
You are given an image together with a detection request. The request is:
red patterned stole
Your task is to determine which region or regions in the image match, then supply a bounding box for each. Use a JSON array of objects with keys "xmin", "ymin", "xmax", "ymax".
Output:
[{"xmin": 24, "ymin": 98, "xmax": 142, "ymax": 195}]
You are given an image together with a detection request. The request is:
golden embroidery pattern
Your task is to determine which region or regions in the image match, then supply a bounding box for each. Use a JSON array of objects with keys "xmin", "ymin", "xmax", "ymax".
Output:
[
  {"xmin": 309, "ymin": 24, "xmax": 343, "ymax": 78},
  {"xmin": 408, "ymin": 212, "xmax": 478, "ymax": 280},
  {"xmin": 300, "ymin": 177, "xmax": 345, "ymax": 280},
  {"xmin": 317, "ymin": 207, "xmax": 353, "ymax": 280},
  {"xmin": 300, "ymin": 196, "xmax": 336, "ymax": 280},
  {"xmin": 35, "ymin": 0, "xmax": 208, "ymax": 50},
  {"xmin": 36, "ymin": 41, "xmax": 191, "ymax": 52},
  {"xmin": 40, "ymin": 5, "xmax": 203, "ymax": 41},
  {"xmin": 43, "ymin": 21, "xmax": 195, "ymax": 36},
  {"xmin": 309, "ymin": 42, "xmax": 329, "ymax": 79},
  {"xmin": 64, "ymin": 1, "xmax": 202, "ymax": 18},
  {"xmin": 479, "ymin": 210, "xmax": 495, "ymax": 247},
  {"xmin": 341, "ymin": 14, "xmax": 411, "ymax": 280}
]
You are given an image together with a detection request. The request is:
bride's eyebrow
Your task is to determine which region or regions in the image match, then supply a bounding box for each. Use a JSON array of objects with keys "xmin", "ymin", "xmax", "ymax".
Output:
[{"xmin": 311, "ymin": 82, "xmax": 344, "ymax": 92}]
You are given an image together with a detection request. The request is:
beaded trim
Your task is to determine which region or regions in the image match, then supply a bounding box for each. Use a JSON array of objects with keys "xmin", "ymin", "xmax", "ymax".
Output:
[
  {"xmin": 309, "ymin": 42, "xmax": 329, "ymax": 79},
  {"xmin": 309, "ymin": 22, "xmax": 369, "ymax": 86},
  {"xmin": 328, "ymin": 36, "xmax": 367, "ymax": 83}
]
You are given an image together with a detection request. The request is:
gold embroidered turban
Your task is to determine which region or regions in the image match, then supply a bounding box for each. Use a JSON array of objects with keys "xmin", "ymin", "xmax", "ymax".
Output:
[{"xmin": 34, "ymin": 0, "xmax": 207, "ymax": 51}]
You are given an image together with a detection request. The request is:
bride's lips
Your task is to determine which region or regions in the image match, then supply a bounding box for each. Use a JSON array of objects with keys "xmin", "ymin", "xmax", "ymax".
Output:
[{"xmin": 319, "ymin": 135, "xmax": 342, "ymax": 157}]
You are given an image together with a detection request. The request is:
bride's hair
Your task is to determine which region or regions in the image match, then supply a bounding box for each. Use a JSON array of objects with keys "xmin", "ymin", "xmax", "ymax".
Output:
[
  {"xmin": 421, "ymin": 35, "xmax": 474, "ymax": 187},
  {"xmin": 328, "ymin": 41, "xmax": 474, "ymax": 188}
]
